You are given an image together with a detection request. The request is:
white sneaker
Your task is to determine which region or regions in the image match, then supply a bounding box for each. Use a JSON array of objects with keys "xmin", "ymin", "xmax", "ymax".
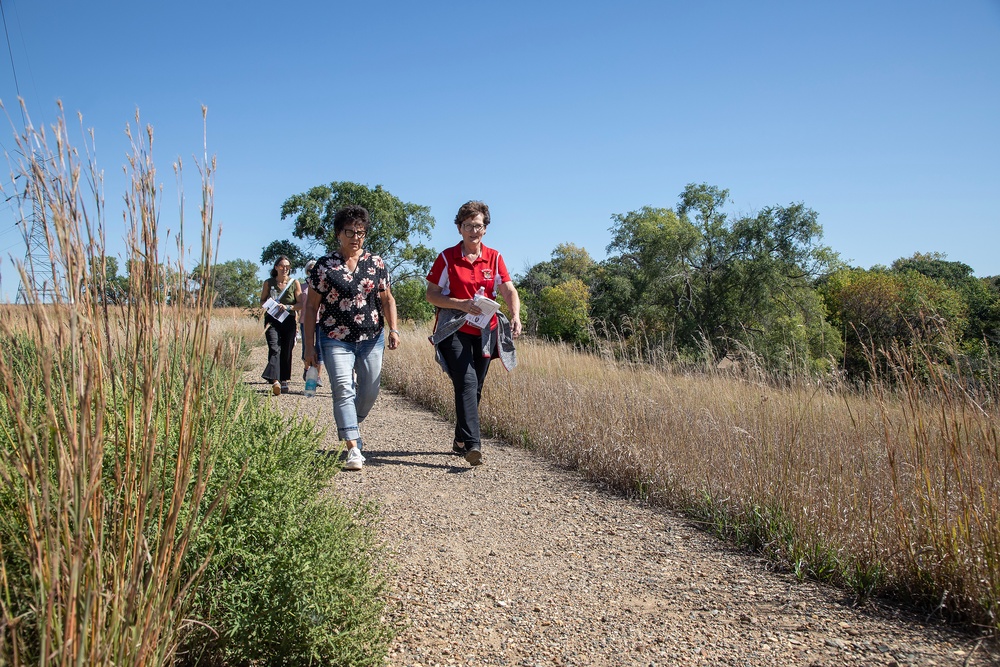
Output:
[{"xmin": 344, "ymin": 447, "xmax": 365, "ymax": 471}]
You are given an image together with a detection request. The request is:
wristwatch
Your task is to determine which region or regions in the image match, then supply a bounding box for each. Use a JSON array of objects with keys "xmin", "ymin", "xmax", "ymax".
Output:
[{"xmin": 389, "ymin": 329, "xmax": 400, "ymax": 335}]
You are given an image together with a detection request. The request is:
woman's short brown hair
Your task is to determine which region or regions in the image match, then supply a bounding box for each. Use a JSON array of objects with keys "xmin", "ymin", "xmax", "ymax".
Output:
[{"xmin": 454, "ymin": 200, "xmax": 490, "ymax": 228}]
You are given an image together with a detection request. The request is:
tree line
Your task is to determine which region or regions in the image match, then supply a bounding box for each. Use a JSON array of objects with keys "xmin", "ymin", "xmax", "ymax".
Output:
[
  {"xmin": 96, "ymin": 180, "xmax": 999, "ymax": 380},
  {"xmin": 519, "ymin": 184, "xmax": 1000, "ymax": 379}
]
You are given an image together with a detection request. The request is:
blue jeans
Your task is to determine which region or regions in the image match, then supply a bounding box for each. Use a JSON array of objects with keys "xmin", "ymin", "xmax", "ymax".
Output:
[{"xmin": 320, "ymin": 330, "xmax": 385, "ymax": 448}]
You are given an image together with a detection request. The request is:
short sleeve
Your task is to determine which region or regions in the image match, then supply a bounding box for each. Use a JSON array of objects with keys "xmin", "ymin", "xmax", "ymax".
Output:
[
  {"xmin": 308, "ymin": 264, "xmax": 320, "ymax": 292},
  {"xmin": 497, "ymin": 254, "xmax": 511, "ymax": 283},
  {"xmin": 426, "ymin": 252, "xmax": 448, "ymax": 287},
  {"xmin": 378, "ymin": 263, "xmax": 390, "ymax": 292}
]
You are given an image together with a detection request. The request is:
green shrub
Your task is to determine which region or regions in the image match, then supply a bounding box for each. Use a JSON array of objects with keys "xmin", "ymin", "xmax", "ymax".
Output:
[{"xmin": 179, "ymin": 379, "xmax": 395, "ymax": 667}]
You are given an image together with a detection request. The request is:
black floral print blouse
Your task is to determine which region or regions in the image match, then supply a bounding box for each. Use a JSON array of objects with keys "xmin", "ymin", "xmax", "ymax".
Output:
[{"xmin": 308, "ymin": 250, "xmax": 390, "ymax": 343}]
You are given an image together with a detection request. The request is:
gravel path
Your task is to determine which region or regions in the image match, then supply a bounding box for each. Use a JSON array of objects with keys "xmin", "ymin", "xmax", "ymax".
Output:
[{"xmin": 244, "ymin": 345, "xmax": 997, "ymax": 667}]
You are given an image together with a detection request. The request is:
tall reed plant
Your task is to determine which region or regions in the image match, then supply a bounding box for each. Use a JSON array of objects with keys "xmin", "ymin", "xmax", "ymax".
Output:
[{"xmin": 0, "ymin": 104, "xmax": 234, "ymax": 665}]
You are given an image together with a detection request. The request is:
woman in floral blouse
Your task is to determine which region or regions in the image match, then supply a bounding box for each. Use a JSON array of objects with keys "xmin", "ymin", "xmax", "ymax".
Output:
[{"xmin": 303, "ymin": 205, "xmax": 400, "ymax": 471}]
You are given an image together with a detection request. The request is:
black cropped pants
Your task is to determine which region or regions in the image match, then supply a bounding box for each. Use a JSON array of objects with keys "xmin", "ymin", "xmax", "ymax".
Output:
[{"xmin": 438, "ymin": 330, "xmax": 495, "ymax": 451}]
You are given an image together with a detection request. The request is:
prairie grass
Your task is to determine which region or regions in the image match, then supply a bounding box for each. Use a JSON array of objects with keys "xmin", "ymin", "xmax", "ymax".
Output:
[
  {"xmin": 208, "ymin": 307, "xmax": 264, "ymax": 347},
  {"xmin": 0, "ymin": 106, "xmax": 392, "ymax": 665},
  {"xmin": 384, "ymin": 323, "xmax": 1000, "ymax": 632},
  {"xmin": 0, "ymin": 105, "xmax": 228, "ymax": 666}
]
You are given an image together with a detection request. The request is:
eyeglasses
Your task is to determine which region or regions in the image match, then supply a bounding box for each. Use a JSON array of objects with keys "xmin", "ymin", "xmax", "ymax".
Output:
[
  {"xmin": 277, "ymin": 264, "xmax": 291, "ymax": 270},
  {"xmin": 461, "ymin": 224, "xmax": 485, "ymax": 233},
  {"xmin": 341, "ymin": 228, "xmax": 367, "ymax": 239}
]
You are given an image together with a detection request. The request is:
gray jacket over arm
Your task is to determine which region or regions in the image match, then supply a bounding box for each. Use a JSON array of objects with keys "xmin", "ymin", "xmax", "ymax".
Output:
[{"xmin": 428, "ymin": 308, "xmax": 517, "ymax": 373}]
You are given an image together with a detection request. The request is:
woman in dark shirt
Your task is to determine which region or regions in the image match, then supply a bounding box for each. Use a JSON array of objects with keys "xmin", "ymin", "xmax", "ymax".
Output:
[
  {"xmin": 303, "ymin": 205, "xmax": 400, "ymax": 471},
  {"xmin": 259, "ymin": 255, "xmax": 302, "ymax": 395}
]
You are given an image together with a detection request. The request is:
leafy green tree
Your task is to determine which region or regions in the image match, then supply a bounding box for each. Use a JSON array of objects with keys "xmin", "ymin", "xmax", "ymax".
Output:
[
  {"xmin": 525, "ymin": 243, "xmax": 597, "ymax": 287},
  {"xmin": 89, "ymin": 255, "xmax": 130, "ymax": 304},
  {"xmin": 273, "ymin": 182, "xmax": 436, "ymax": 282},
  {"xmin": 748, "ymin": 282, "xmax": 843, "ymax": 375},
  {"xmin": 536, "ymin": 279, "xmax": 592, "ymax": 344},
  {"xmin": 260, "ymin": 240, "xmax": 310, "ymax": 271},
  {"xmin": 596, "ymin": 184, "xmax": 839, "ymax": 370},
  {"xmin": 594, "ymin": 205, "xmax": 699, "ymax": 338},
  {"xmin": 821, "ymin": 267, "xmax": 967, "ymax": 376},
  {"xmin": 191, "ymin": 259, "xmax": 262, "ymax": 308},
  {"xmin": 891, "ymin": 252, "xmax": 1000, "ymax": 352},
  {"xmin": 124, "ymin": 258, "xmax": 190, "ymax": 305},
  {"xmin": 518, "ymin": 243, "xmax": 597, "ymax": 336},
  {"xmin": 392, "ymin": 276, "xmax": 435, "ymax": 323}
]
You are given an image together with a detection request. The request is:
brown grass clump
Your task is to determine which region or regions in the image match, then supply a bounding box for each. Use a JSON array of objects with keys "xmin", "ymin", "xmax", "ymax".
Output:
[{"xmin": 383, "ymin": 323, "xmax": 1000, "ymax": 632}]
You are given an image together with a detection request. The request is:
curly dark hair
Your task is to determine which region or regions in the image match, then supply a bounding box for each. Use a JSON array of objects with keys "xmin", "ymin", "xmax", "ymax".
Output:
[
  {"xmin": 333, "ymin": 205, "xmax": 370, "ymax": 236},
  {"xmin": 454, "ymin": 200, "xmax": 490, "ymax": 228}
]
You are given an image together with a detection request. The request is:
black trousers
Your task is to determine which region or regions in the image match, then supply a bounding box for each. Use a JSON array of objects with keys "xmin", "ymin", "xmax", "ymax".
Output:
[
  {"xmin": 439, "ymin": 330, "xmax": 494, "ymax": 450},
  {"xmin": 262, "ymin": 314, "xmax": 297, "ymax": 383}
]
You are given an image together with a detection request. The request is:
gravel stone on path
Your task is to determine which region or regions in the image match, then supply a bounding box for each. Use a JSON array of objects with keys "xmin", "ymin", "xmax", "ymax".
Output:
[{"xmin": 244, "ymin": 345, "xmax": 998, "ymax": 667}]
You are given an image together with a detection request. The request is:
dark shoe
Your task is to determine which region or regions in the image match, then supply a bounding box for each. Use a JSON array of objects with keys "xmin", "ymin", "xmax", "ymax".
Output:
[
  {"xmin": 452, "ymin": 440, "xmax": 467, "ymax": 455},
  {"xmin": 464, "ymin": 447, "xmax": 482, "ymax": 466},
  {"xmin": 280, "ymin": 382, "xmax": 289, "ymax": 394}
]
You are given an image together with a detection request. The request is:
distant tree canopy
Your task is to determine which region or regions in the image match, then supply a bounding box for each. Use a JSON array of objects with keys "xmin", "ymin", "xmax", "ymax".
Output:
[
  {"xmin": 266, "ymin": 182, "xmax": 436, "ymax": 283},
  {"xmin": 190, "ymin": 259, "xmax": 261, "ymax": 308},
  {"xmin": 889, "ymin": 252, "xmax": 1000, "ymax": 351},
  {"xmin": 587, "ymin": 183, "xmax": 841, "ymax": 368},
  {"xmin": 89, "ymin": 256, "xmax": 130, "ymax": 304},
  {"xmin": 260, "ymin": 240, "xmax": 309, "ymax": 272},
  {"xmin": 517, "ymin": 243, "xmax": 596, "ymax": 342},
  {"xmin": 392, "ymin": 276, "xmax": 436, "ymax": 324}
]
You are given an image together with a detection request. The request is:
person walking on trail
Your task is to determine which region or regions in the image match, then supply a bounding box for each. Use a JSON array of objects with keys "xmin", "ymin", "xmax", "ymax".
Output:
[
  {"xmin": 303, "ymin": 205, "xmax": 401, "ymax": 471},
  {"xmin": 260, "ymin": 255, "xmax": 302, "ymax": 396},
  {"xmin": 425, "ymin": 200, "xmax": 521, "ymax": 467},
  {"xmin": 297, "ymin": 259, "xmax": 323, "ymax": 389}
]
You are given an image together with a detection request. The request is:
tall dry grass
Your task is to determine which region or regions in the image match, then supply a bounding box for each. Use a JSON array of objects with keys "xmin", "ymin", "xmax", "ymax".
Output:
[
  {"xmin": 208, "ymin": 307, "xmax": 264, "ymax": 347},
  {"xmin": 383, "ymin": 323, "xmax": 1000, "ymax": 632},
  {"xmin": 0, "ymin": 104, "xmax": 237, "ymax": 665}
]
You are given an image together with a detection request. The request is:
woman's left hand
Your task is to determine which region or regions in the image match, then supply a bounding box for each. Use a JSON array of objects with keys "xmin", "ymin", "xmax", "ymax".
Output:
[{"xmin": 387, "ymin": 330, "xmax": 400, "ymax": 350}]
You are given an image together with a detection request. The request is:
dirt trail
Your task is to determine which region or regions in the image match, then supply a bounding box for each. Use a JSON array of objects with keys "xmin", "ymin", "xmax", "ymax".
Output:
[{"xmin": 244, "ymin": 344, "xmax": 996, "ymax": 667}]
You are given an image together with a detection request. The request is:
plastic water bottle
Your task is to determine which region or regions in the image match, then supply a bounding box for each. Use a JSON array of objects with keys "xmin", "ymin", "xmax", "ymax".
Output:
[{"xmin": 304, "ymin": 366, "xmax": 319, "ymax": 397}]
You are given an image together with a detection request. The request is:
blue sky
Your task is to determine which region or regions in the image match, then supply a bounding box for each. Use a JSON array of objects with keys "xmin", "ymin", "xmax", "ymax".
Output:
[{"xmin": 0, "ymin": 1, "xmax": 997, "ymax": 300}]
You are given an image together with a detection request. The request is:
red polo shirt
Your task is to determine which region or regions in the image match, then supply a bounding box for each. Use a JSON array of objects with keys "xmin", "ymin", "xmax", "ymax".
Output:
[{"xmin": 426, "ymin": 242, "xmax": 510, "ymax": 335}]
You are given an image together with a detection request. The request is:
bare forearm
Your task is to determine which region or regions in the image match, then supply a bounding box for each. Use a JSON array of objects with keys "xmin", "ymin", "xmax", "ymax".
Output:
[
  {"xmin": 426, "ymin": 285, "xmax": 475, "ymax": 313},
  {"xmin": 383, "ymin": 294, "xmax": 398, "ymax": 331},
  {"xmin": 499, "ymin": 282, "xmax": 520, "ymax": 319}
]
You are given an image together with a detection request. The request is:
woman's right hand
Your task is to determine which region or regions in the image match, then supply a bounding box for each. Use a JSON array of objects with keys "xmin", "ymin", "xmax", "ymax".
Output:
[
  {"xmin": 304, "ymin": 349, "xmax": 317, "ymax": 368},
  {"xmin": 465, "ymin": 298, "xmax": 482, "ymax": 316}
]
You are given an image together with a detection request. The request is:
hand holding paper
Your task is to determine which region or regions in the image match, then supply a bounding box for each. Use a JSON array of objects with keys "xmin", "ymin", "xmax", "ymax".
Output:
[
  {"xmin": 465, "ymin": 293, "xmax": 500, "ymax": 329},
  {"xmin": 263, "ymin": 297, "xmax": 290, "ymax": 323}
]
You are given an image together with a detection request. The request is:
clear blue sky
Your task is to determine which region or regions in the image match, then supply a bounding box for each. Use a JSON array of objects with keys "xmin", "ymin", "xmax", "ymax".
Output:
[{"xmin": 1, "ymin": 1, "xmax": 998, "ymax": 300}]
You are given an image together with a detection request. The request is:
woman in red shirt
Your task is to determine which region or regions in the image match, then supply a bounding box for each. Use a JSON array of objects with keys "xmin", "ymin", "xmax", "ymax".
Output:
[{"xmin": 425, "ymin": 201, "xmax": 522, "ymax": 466}]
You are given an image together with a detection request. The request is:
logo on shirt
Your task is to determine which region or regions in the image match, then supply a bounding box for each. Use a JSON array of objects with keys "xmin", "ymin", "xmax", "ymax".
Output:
[{"xmin": 482, "ymin": 269, "xmax": 492, "ymax": 281}]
